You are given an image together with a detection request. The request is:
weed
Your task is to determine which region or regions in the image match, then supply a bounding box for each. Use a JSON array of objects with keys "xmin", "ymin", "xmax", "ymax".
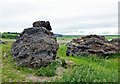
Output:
[
  {"xmin": 61, "ymin": 59, "xmax": 67, "ymax": 68},
  {"xmin": 36, "ymin": 62, "xmax": 59, "ymax": 77}
]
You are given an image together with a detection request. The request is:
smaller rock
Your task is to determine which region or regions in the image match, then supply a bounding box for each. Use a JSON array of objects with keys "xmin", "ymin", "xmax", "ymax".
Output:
[
  {"xmin": 66, "ymin": 60, "xmax": 76, "ymax": 66},
  {"xmin": 56, "ymin": 66, "xmax": 66, "ymax": 76},
  {"xmin": 2, "ymin": 41, "xmax": 7, "ymax": 44},
  {"xmin": 0, "ymin": 40, "xmax": 7, "ymax": 45},
  {"xmin": 57, "ymin": 57, "xmax": 76, "ymax": 66},
  {"xmin": 33, "ymin": 21, "xmax": 52, "ymax": 30},
  {"xmin": 66, "ymin": 35, "xmax": 119, "ymax": 57}
]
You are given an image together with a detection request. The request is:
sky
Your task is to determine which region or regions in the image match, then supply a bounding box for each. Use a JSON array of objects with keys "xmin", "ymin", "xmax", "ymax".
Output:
[{"xmin": 0, "ymin": 0, "xmax": 119, "ymax": 35}]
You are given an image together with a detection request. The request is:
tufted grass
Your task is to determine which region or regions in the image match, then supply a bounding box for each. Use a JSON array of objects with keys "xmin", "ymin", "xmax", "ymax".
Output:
[
  {"xmin": 36, "ymin": 62, "xmax": 60, "ymax": 77},
  {"xmin": 54, "ymin": 64, "xmax": 118, "ymax": 82}
]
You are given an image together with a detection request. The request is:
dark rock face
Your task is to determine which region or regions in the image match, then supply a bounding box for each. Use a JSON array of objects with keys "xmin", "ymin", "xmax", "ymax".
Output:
[
  {"xmin": 66, "ymin": 35, "xmax": 119, "ymax": 57},
  {"xmin": 33, "ymin": 21, "xmax": 52, "ymax": 30},
  {"xmin": 11, "ymin": 26, "xmax": 59, "ymax": 68}
]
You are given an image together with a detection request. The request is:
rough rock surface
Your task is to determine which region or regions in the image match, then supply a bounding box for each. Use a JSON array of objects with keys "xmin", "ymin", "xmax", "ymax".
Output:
[
  {"xmin": 66, "ymin": 35, "xmax": 119, "ymax": 57},
  {"xmin": 11, "ymin": 22, "xmax": 59, "ymax": 68},
  {"xmin": 33, "ymin": 21, "xmax": 52, "ymax": 30},
  {"xmin": 110, "ymin": 38, "xmax": 120, "ymax": 47}
]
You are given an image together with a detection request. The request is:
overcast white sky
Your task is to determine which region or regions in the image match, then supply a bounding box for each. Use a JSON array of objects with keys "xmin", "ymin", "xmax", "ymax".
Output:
[{"xmin": 0, "ymin": 0, "xmax": 119, "ymax": 35}]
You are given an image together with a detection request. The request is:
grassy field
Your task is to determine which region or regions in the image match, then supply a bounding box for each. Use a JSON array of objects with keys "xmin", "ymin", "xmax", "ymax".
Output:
[{"xmin": 0, "ymin": 35, "xmax": 119, "ymax": 83}]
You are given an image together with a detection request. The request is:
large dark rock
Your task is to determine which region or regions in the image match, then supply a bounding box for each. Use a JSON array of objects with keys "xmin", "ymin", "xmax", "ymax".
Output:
[
  {"xmin": 66, "ymin": 35, "xmax": 119, "ymax": 57},
  {"xmin": 11, "ymin": 23, "xmax": 59, "ymax": 68},
  {"xmin": 33, "ymin": 21, "xmax": 52, "ymax": 30}
]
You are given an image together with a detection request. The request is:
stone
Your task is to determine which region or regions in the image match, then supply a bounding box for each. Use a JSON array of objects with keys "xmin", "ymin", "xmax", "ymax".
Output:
[
  {"xmin": 33, "ymin": 21, "xmax": 52, "ymax": 30},
  {"xmin": 66, "ymin": 60, "xmax": 76, "ymax": 66},
  {"xmin": 57, "ymin": 57, "xmax": 76, "ymax": 66},
  {"xmin": 0, "ymin": 40, "xmax": 7, "ymax": 45},
  {"xmin": 66, "ymin": 35, "xmax": 119, "ymax": 57},
  {"xmin": 11, "ymin": 22, "xmax": 59, "ymax": 68},
  {"xmin": 2, "ymin": 41, "xmax": 7, "ymax": 44}
]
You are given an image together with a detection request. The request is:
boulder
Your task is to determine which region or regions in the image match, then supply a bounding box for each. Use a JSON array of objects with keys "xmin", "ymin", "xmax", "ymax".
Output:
[
  {"xmin": 66, "ymin": 35, "xmax": 119, "ymax": 57},
  {"xmin": 11, "ymin": 22, "xmax": 59, "ymax": 68},
  {"xmin": 33, "ymin": 21, "xmax": 52, "ymax": 30}
]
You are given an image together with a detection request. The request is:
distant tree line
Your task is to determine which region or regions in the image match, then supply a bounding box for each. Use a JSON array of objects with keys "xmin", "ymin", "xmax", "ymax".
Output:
[
  {"xmin": 0, "ymin": 32, "xmax": 63, "ymax": 39},
  {"xmin": 0, "ymin": 32, "xmax": 20, "ymax": 39},
  {"xmin": 55, "ymin": 34, "xmax": 63, "ymax": 37}
]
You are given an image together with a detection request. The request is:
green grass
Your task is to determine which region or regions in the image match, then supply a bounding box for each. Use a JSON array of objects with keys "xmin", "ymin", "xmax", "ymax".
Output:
[
  {"xmin": 1, "ymin": 41, "xmax": 62, "ymax": 82},
  {"xmin": 55, "ymin": 64, "xmax": 118, "ymax": 82},
  {"xmin": 104, "ymin": 35, "xmax": 118, "ymax": 39},
  {"xmin": 55, "ymin": 46, "xmax": 119, "ymax": 82},
  {"xmin": 36, "ymin": 62, "xmax": 60, "ymax": 77},
  {"xmin": 1, "ymin": 41, "xmax": 40, "ymax": 82},
  {"xmin": 0, "ymin": 38, "xmax": 16, "ymax": 41},
  {"xmin": 1, "ymin": 35, "xmax": 119, "ymax": 82},
  {"xmin": 0, "ymin": 32, "xmax": 20, "ymax": 39},
  {"xmin": 1, "ymin": 42, "xmax": 27, "ymax": 82},
  {"xmin": 57, "ymin": 46, "xmax": 118, "ymax": 71}
]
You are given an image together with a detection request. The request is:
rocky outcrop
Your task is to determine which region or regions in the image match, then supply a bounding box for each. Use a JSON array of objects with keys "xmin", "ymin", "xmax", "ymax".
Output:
[
  {"xmin": 33, "ymin": 21, "xmax": 52, "ymax": 30},
  {"xmin": 66, "ymin": 35, "xmax": 119, "ymax": 57},
  {"xmin": 11, "ymin": 21, "xmax": 59, "ymax": 68}
]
